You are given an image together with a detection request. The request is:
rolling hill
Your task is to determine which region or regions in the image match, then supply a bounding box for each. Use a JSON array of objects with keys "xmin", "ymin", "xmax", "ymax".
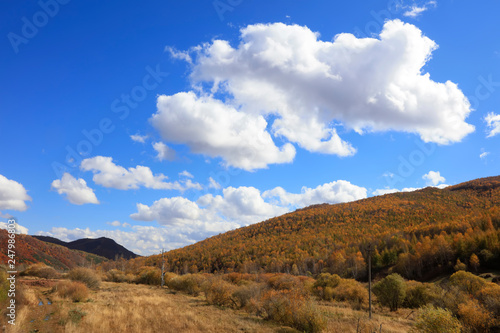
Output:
[
  {"xmin": 0, "ymin": 230, "xmax": 107, "ymax": 270},
  {"xmin": 144, "ymin": 176, "xmax": 500, "ymax": 281},
  {"xmin": 33, "ymin": 236, "xmax": 138, "ymax": 260}
]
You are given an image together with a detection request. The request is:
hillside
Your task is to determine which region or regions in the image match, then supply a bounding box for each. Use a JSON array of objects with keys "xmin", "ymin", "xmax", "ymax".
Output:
[
  {"xmin": 0, "ymin": 230, "xmax": 107, "ymax": 270},
  {"xmin": 147, "ymin": 176, "xmax": 500, "ymax": 280},
  {"xmin": 33, "ymin": 236, "xmax": 138, "ymax": 260}
]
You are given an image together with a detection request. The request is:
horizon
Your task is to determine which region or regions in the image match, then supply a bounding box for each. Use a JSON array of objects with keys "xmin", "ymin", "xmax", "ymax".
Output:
[{"xmin": 1, "ymin": 0, "xmax": 499, "ymax": 256}]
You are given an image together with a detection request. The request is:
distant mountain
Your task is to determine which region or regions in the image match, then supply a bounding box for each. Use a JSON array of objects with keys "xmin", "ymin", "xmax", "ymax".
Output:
[
  {"xmin": 148, "ymin": 175, "xmax": 500, "ymax": 281},
  {"xmin": 33, "ymin": 235, "xmax": 138, "ymax": 260},
  {"xmin": 0, "ymin": 230, "xmax": 107, "ymax": 270}
]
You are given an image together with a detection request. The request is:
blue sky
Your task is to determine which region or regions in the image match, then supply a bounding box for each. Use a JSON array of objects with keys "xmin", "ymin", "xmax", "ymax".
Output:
[{"xmin": 1, "ymin": 0, "xmax": 499, "ymax": 255}]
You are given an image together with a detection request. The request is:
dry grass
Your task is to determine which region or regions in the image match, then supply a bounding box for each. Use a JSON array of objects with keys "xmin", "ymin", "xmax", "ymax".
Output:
[
  {"xmin": 319, "ymin": 301, "xmax": 415, "ymax": 333},
  {"xmin": 4, "ymin": 279, "xmax": 416, "ymax": 333},
  {"xmin": 5, "ymin": 281, "xmax": 281, "ymax": 333}
]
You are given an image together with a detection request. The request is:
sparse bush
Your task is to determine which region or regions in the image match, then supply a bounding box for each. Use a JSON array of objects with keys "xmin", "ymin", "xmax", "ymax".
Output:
[
  {"xmin": 21, "ymin": 263, "xmax": 59, "ymax": 279},
  {"xmin": 167, "ymin": 274, "xmax": 205, "ymax": 296},
  {"xmin": 67, "ymin": 308, "xmax": 86, "ymax": 324},
  {"xmin": 373, "ymin": 273, "xmax": 406, "ymax": 311},
  {"xmin": 54, "ymin": 280, "xmax": 89, "ymax": 302},
  {"xmin": 68, "ymin": 267, "xmax": 101, "ymax": 289},
  {"xmin": 203, "ymin": 277, "xmax": 237, "ymax": 307},
  {"xmin": 412, "ymin": 305, "xmax": 462, "ymax": 333},
  {"xmin": 260, "ymin": 289, "xmax": 326, "ymax": 333}
]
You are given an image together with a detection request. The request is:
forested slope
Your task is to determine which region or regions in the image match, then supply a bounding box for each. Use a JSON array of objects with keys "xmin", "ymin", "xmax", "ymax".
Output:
[{"xmin": 142, "ymin": 176, "xmax": 500, "ymax": 281}]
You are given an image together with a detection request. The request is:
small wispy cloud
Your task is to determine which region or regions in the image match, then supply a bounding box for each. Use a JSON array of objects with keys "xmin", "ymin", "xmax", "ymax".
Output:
[
  {"xmin": 152, "ymin": 142, "xmax": 176, "ymax": 161},
  {"xmin": 403, "ymin": 1, "xmax": 437, "ymax": 18},
  {"xmin": 179, "ymin": 170, "xmax": 194, "ymax": 178},
  {"xmin": 130, "ymin": 134, "xmax": 148, "ymax": 143},
  {"xmin": 480, "ymin": 151, "xmax": 490, "ymax": 160},
  {"xmin": 485, "ymin": 112, "xmax": 500, "ymax": 138}
]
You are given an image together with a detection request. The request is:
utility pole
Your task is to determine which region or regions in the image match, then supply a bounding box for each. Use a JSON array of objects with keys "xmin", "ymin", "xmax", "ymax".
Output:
[
  {"xmin": 161, "ymin": 249, "xmax": 165, "ymax": 288},
  {"xmin": 367, "ymin": 243, "xmax": 372, "ymax": 320}
]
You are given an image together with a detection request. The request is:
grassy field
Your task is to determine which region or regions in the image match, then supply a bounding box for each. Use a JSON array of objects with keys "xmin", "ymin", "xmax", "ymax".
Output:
[{"xmin": 4, "ymin": 278, "xmax": 415, "ymax": 333}]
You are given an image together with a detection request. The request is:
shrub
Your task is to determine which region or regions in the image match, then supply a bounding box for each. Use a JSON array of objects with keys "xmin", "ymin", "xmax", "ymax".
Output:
[
  {"xmin": 68, "ymin": 267, "xmax": 101, "ymax": 289},
  {"xmin": 54, "ymin": 280, "xmax": 89, "ymax": 302},
  {"xmin": 313, "ymin": 273, "xmax": 341, "ymax": 300},
  {"xmin": 457, "ymin": 298, "xmax": 495, "ymax": 332},
  {"xmin": 267, "ymin": 274, "xmax": 302, "ymax": 291},
  {"xmin": 21, "ymin": 263, "xmax": 59, "ymax": 279},
  {"xmin": 105, "ymin": 269, "xmax": 135, "ymax": 283},
  {"xmin": 203, "ymin": 277, "xmax": 237, "ymax": 308},
  {"xmin": 260, "ymin": 289, "xmax": 326, "ymax": 333},
  {"xmin": 105, "ymin": 269, "xmax": 127, "ymax": 283},
  {"xmin": 135, "ymin": 267, "xmax": 162, "ymax": 285},
  {"xmin": 412, "ymin": 305, "xmax": 462, "ymax": 333},
  {"xmin": 373, "ymin": 273, "xmax": 406, "ymax": 311},
  {"xmin": 167, "ymin": 274, "xmax": 205, "ymax": 296},
  {"xmin": 224, "ymin": 272, "xmax": 256, "ymax": 285},
  {"xmin": 449, "ymin": 270, "xmax": 486, "ymax": 296},
  {"xmin": 432, "ymin": 285, "xmax": 468, "ymax": 315},
  {"xmin": 477, "ymin": 283, "xmax": 500, "ymax": 317},
  {"xmin": 404, "ymin": 281, "xmax": 436, "ymax": 309},
  {"xmin": 232, "ymin": 282, "xmax": 267, "ymax": 309},
  {"xmin": 331, "ymin": 278, "xmax": 368, "ymax": 309}
]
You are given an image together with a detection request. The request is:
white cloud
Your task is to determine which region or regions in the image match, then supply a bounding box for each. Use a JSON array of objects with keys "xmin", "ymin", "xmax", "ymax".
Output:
[
  {"xmin": 480, "ymin": 151, "xmax": 490, "ymax": 159},
  {"xmin": 51, "ymin": 173, "xmax": 99, "ymax": 205},
  {"xmin": 151, "ymin": 92, "xmax": 296, "ymax": 170},
  {"xmin": 198, "ymin": 186, "xmax": 289, "ymax": 225},
  {"xmin": 181, "ymin": 179, "xmax": 203, "ymax": 191},
  {"xmin": 263, "ymin": 180, "xmax": 367, "ymax": 207},
  {"xmin": 130, "ymin": 134, "xmax": 148, "ymax": 143},
  {"xmin": 208, "ymin": 177, "xmax": 221, "ymax": 189},
  {"xmin": 403, "ymin": 6, "xmax": 428, "ymax": 17},
  {"xmin": 0, "ymin": 174, "xmax": 31, "ymax": 211},
  {"xmin": 485, "ymin": 112, "xmax": 500, "ymax": 138},
  {"xmin": 152, "ymin": 142, "xmax": 176, "ymax": 161},
  {"xmin": 131, "ymin": 180, "xmax": 367, "ymax": 248},
  {"xmin": 42, "ymin": 179, "xmax": 368, "ymax": 255},
  {"xmin": 179, "ymin": 170, "xmax": 194, "ymax": 178},
  {"xmin": 0, "ymin": 221, "xmax": 29, "ymax": 234},
  {"xmin": 132, "ymin": 197, "xmax": 206, "ymax": 225},
  {"xmin": 422, "ymin": 170, "xmax": 445, "ymax": 186},
  {"xmin": 372, "ymin": 187, "xmax": 422, "ymax": 196},
  {"xmin": 403, "ymin": 1, "xmax": 437, "ymax": 18},
  {"xmin": 372, "ymin": 188, "xmax": 400, "ymax": 196},
  {"xmin": 153, "ymin": 20, "xmax": 473, "ymax": 170},
  {"xmin": 80, "ymin": 156, "xmax": 185, "ymax": 191},
  {"xmin": 106, "ymin": 220, "xmax": 122, "ymax": 227}
]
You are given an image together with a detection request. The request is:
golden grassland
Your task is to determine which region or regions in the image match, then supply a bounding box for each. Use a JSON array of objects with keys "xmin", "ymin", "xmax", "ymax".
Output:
[{"xmin": 3, "ymin": 279, "xmax": 415, "ymax": 333}]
